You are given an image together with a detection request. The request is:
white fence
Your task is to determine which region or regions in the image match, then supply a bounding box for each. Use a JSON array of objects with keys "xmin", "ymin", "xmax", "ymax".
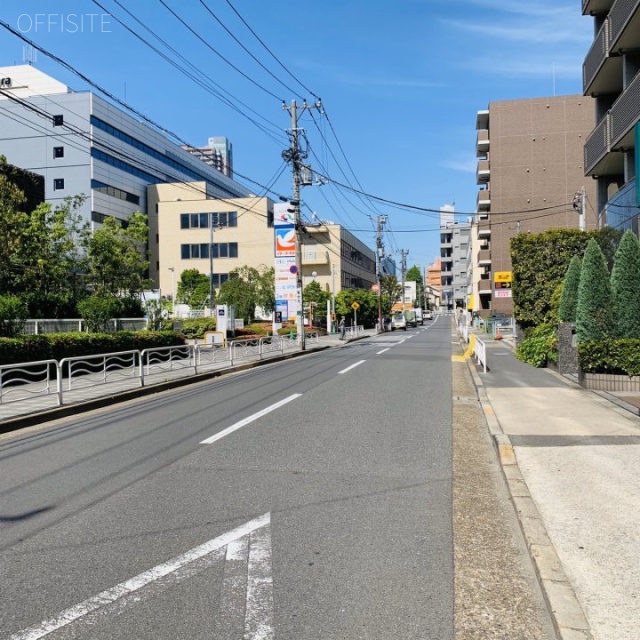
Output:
[
  {"xmin": 23, "ymin": 318, "xmax": 148, "ymax": 335},
  {"xmin": 0, "ymin": 333, "xmax": 319, "ymax": 410}
]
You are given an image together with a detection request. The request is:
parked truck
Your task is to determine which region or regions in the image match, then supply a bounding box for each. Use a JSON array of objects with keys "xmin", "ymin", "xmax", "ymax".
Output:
[
  {"xmin": 404, "ymin": 309, "xmax": 417, "ymax": 328},
  {"xmin": 414, "ymin": 308, "xmax": 424, "ymax": 325}
]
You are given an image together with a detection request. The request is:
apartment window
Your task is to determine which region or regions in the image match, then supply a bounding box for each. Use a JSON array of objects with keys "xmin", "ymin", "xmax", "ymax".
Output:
[
  {"xmin": 180, "ymin": 242, "xmax": 238, "ymax": 260},
  {"xmin": 53, "ymin": 178, "xmax": 65, "ymax": 191},
  {"xmin": 53, "ymin": 146, "xmax": 64, "ymax": 159},
  {"xmin": 180, "ymin": 212, "xmax": 239, "ymax": 229},
  {"xmin": 53, "ymin": 115, "xmax": 64, "ymax": 126}
]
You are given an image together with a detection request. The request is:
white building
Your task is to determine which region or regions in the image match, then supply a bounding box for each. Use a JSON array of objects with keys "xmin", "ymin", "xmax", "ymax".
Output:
[{"xmin": 0, "ymin": 65, "xmax": 250, "ymax": 229}]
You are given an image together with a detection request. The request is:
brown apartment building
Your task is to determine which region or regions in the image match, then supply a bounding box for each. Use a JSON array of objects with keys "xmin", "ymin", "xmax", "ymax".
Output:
[{"xmin": 474, "ymin": 95, "xmax": 598, "ymax": 315}]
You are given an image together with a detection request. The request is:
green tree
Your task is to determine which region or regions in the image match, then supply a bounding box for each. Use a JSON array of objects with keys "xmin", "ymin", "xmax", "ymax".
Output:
[
  {"xmin": 610, "ymin": 230, "xmax": 640, "ymax": 338},
  {"xmin": 217, "ymin": 266, "xmax": 260, "ymax": 323},
  {"xmin": 77, "ymin": 296, "xmax": 122, "ymax": 332},
  {"xmin": 511, "ymin": 228, "xmax": 620, "ymax": 330},
  {"xmin": 83, "ymin": 212, "xmax": 151, "ymax": 298},
  {"xmin": 0, "ymin": 294, "xmax": 28, "ymax": 337},
  {"xmin": 176, "ymin": 269, "xmax": 210, "ymax": 309},
  {"xmin": 335, "ymin": 288, "xmax": 378, "ymax": 327},
  {"xmin": 254, "ymin": 265, "xmax": 276, "ymax": 316},
  {"xmin": 576, "ymin": 238, "xmax": 614, "ymax": 343},
  {"xmin": 304, "ymin": 280, "xmax": 330, "ymax": 325},
  {"xmin": 558, "ymin": 255, "xmax": 582, "ymax": 323},
  {"xmin": 381, "ymin": 275, "xmax": 402, "ymax": 309},
  {"xmin": 405, "ymin": 265, "xmax": 424, "ymax": 306}
]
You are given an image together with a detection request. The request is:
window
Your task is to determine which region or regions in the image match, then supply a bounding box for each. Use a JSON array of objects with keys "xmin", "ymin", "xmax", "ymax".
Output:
[
  {"xmin": 180, "ymin": 243, "xmax": 237, "ymax": 260},
  {"xmin": 179, "ymin": 212, "xmax": 239, "ymax": 229},
  {"xmin": 53, "ymin": 146, "xmax": 64, "ymax": 159},
  {"xmin": 53, "ymin": 178, "xmax": 65, "ymax": 191},
  {"xmin": 200, "ymin": 243, "xmax": 209, "ymax": 259},
  {"xmin": 180, "ymin": 214, "xmax": 189, "ymax": 230},
  {"xmin": 53, "ymin": 114, "xmax": 64, "ymax": 126}
]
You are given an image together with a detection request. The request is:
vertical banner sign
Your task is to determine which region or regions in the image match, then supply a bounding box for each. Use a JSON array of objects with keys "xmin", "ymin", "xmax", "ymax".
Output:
[
  {"xmin": 494, "ymin": 271, "xmax": 512, "ymax": 298},
  {"xmin": 274, "ymin": 203, "xmax": 299, "ymax": 321}
]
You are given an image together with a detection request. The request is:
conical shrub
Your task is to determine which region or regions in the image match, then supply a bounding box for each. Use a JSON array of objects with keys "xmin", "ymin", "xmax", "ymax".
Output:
[
  {"xmin": 576, "ymin": 238, "xmax": 613, "ymax": 342},
  {"xmin": 558, "ymin": 255, "xmax": 582, "ymax": 323},
  {"xmin": 610, "ymin": 230, "xmax": 640, "ymax": 338}
]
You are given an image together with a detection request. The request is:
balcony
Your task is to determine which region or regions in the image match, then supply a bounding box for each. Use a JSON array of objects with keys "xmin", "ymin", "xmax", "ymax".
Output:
[
  {"xmin": 583, "ymin": 0, "xmax": 614, "ymax": 15},
  {"xmin": 478, "ymin": 279, "xmax": 492, "ymax": 295},
  {"xmin": 609, "ymin": 0, "xmax": 640, "ymax": 53},
  {"xmin": 610, "ymin": 69, "xmax": 640, "ymax": 149},
  {"xmin": 583, "ymin": 19, "xmax": 623, "ymax": 96},
  {"xmin": 302, "ymin": 249, "xmax": 329, "ymax": 265},
  {"xmin": 477, "ymin": 189, "xmax": 490, "ymax": 211},
  {"xmin": 476, "ymin": 130, "xmax": 489, "ymax": 157},
  {"xmin": 477, "ymin": 249, "xmax": 491, "ymax": 266},
  {"xmin": 476, "ymin": 159, "xmax": 490, "ymax": 185},
  {"xmin": 476, "ymin": 110, "xmax": 489, "ymax": 131},
  {"xmin": 478, "ymin": 225, "xmax": 491, "ymax": 238}
]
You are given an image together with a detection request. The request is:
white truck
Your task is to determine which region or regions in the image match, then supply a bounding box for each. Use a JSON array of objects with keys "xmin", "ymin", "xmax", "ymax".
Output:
[{"xmin": 414, "ymin": 308, "xmax": 424, "ymax": 325}]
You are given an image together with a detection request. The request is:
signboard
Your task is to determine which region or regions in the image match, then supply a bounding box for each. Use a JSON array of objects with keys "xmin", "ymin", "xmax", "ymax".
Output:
[
  {"xmin": 494, "ymin": 271, "xmax": 512, "ymax": 289},
  {"xmin": 351, "ymin": 301, "xmax": 360, "ymax": 310},
  {"xmin": 494, "ymin": 289, "xmax": 512, "ymax": 298},
  {"xmin": 274, "ymin": 203, "xmax": 299, "ymax": 321}
]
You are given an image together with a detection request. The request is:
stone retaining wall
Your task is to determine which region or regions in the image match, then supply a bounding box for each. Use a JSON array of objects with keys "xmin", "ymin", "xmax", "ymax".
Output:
[{"xmin": 581, "ymin": 373, "xmax": 640, "ymax": 392}]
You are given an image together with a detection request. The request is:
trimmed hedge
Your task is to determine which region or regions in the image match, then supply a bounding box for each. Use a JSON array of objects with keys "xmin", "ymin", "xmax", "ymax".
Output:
[
  {"xmin": 578, "ymin": 338, "xmax": 640, "ymax": 376},
  {"xmin": 0, "ymin": 331, "xmax": 185, "ymax": 366}
]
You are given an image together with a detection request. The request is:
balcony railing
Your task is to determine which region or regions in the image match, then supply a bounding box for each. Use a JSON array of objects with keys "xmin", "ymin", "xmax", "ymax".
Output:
[
  {"xmin": 477, "ymin": 189, "xmax": 490, "ymax": 211},
  {"xmin": 476, "ymin": 159, "xmax": 490, "ymax": 184},
  {"xmin": 583, "ymin": 18, "xmax": 609, "ymax": 93},
  {"xmin": 610, "ymin": 69, "xmax": 640, "ymax": 147},
  {"xmin": 609, "ymin": 0, "xmax": 640, "ymax": 52},
  {"xmin": 583, "ymin": 0, "xmax": 615, "ymax": 15},
  {"xmin": 476, "ymin": 129, "xmax": 489, "ymax": 157},
  {"xmin": 584, "ymin": 114, "xmax": 611, "ymax": 174},
  {"xmin": 477, "ymin": 249, "xmax": 491, "ymax": 266},
  {"xmin": 478, "ymin": 279, "xmax": 492, "ymax": 293},
  {"xmin": 302, "ymin": 250, "xmax": 329, "ymax": 264}
]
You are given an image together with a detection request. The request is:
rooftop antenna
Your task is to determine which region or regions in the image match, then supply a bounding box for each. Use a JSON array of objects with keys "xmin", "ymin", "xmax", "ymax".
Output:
[{"xmin": 23, "ymin": 45, "xmax": 37, "ymax": 66}]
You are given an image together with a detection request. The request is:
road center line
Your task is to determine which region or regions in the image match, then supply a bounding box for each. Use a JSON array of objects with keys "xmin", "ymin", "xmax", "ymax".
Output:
[
  {"xmin": 201, "ymin": 394, "xmax": 302, "ymax": 444},
  {"xmin": 376, "ymin": 348, "xmax": 390, "ymax": 354},
  {"xmin": 338, "ymin": 360, "xmax": 366, "ymax": 374}
]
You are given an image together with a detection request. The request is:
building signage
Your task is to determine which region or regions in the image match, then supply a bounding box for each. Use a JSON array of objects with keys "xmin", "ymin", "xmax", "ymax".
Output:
[
  {"xmin": 0, "ymin": 77, "xmax": 11, "ymax": 88},
  {"xmin": 494, "ymin": 271, "xmax": 512, "ymax": 289},
  {"xmin": 494, "ymin": 289, "xmax": 512, "ymax": 298},
  {"xmin": 274, "ymin": 202, "xmax": 299, "ymax": 321}
]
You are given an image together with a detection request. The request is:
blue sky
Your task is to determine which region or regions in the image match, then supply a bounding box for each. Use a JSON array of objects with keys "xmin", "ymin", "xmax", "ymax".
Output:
[{"xmin": 0, "ymin": 1, "xmax": 592, "ymax": 273}]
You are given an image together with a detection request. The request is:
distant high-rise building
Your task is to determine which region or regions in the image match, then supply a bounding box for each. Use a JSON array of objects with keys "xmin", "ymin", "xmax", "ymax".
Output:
[
  {"xmin": 582, "ymin": 1, "xmax": 640, "ymax": 234},
  {"xmin": 439, "ymin": 204, "xmax": 470, "ymax": 311},
  {"xmin": 182, "ymin": 136, "xmax": 234, "ymax": 178}
]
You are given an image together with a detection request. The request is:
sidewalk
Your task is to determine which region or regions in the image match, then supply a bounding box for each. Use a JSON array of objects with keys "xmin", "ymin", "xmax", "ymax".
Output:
[
  {"xmin": 0, "ymin": 330, "xmax": 371, "ymax": 432},
  {"xmin": 465, "ymin": 330, "xmax": 640, "ymax": 640}
]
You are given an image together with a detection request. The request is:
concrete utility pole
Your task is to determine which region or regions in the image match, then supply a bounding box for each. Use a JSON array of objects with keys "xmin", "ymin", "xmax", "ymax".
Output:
[
  {"xmin": 573, "ymin": 187, "xmax": 586, "ymax": 231},
  {"xmin": 376, "ymin": 215, "xmax": 387, "ymax": 331},
  {"xmin": 400, "ymin": 249, "xmax": 409, "ymax": 310},
  {"xmin": 282, "ymin": 99, "xmax": 322, "ymax": 351}
]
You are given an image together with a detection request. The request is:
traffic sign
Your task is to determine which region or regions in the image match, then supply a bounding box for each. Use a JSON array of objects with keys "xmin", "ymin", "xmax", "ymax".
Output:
[{"xmin": 351, "ymin": 301, "xmax": 360, "ymax": 310}]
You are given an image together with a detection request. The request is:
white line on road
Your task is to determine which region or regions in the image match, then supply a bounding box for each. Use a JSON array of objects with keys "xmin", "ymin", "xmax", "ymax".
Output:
[
  {"xmin": 9, "ymin": 514, "xmax": 271, "ymax": 640},
  {"xmin": 376, "ymin": 348, "xmax": 390, "ymax": 354},
  {"xmin": 201, "ymin": 394, "xmax": 302, "ymax": 444},
  {"xmin": 338, "ymin": 360, "xmax": 366, "ymax": 374}
]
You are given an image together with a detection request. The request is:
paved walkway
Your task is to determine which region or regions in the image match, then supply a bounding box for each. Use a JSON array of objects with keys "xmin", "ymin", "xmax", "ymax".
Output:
[{"xmin": 466, "ymin": 330, "xmax": 640, "ymax": 640}]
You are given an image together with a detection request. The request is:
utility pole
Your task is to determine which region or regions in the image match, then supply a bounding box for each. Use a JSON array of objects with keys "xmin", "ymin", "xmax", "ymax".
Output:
[
  {"xmin": 282, "ymin": 99, "xmax": 322, "ymax": 350},
  {"xmin": 573, "ymin": 187, "xmax": 586, "ymax": 231},
  {"xmin": 376, "ymin": 215, "xmax": 387, "ymax": 331},
  {"xmin": 400, "ymin": 249, "xmax": 409, "ymax": 310}
]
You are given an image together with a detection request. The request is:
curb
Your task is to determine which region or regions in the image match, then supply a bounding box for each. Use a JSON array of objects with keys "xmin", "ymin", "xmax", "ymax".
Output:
[
  {"xmin": 465, "ymin": 351, "xmax": 593, "ymax": 640},
  {"xmin": 0, "ymin": 343, "xmax": 336, "ymax": 435}
]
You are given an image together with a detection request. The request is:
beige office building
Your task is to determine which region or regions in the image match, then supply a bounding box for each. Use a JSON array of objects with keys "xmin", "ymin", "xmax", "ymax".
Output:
[
  {"xmin": 148, "ymin": 182, "xmax": 376, "ymax": 309},
  {"xmin": 474, "ymin": 95, "xmax": 597, "ymax": 315}
]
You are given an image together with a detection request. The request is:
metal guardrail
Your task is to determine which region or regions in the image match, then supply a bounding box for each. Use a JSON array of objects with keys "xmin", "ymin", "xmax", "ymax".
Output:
[
  {"xmin": 0, "ymin": 360, "xmax": 59, "ymax": 405},
  {"xmin": 0, "ymin": 332, "xmax": 321, "ymax": 411}
]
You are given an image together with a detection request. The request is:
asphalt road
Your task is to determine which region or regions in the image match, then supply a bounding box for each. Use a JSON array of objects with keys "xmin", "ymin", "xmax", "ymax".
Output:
[
  {"xmin": 1, "ymin": 319, "xmax": 456, "ymax": 640},
  {"xmin": 1, "ymin": 317, "xmax": 558, "ymax": 640}
]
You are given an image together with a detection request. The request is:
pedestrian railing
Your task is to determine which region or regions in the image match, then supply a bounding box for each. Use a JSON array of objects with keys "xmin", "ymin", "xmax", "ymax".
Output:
[
  {"xmin": 344, "ymin": 325, "xmax": 365, "ymax": 339},
  {"xmin": 0, "ymin": 332, "xmax": 321, "ymax": 412},
  {"xmin": 0, "ymin": 360, "xmax": 59, "ymax": 405},
  {"xmin": 473, "ymin": 336, "xmax": 488, "ymax": 373}
]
